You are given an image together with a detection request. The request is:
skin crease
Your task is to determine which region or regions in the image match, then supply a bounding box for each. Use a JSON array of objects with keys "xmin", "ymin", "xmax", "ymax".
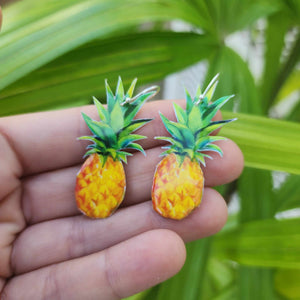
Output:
[{"xmin": 0, "ymin": 95, "xmax": 244, "ymax": 300}]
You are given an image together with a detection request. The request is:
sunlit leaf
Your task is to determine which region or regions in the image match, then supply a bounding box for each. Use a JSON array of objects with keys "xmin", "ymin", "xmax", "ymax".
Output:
[
  {"xmin": 275, "ymin": 269, "xmax": 300, "ymax": 299},
  {"xmin": 275, "ymin": 174, "xmax": 300, "ymax": 212},
  {"xmin": 214, "ymin": 218, "xmax": 300, "ymax": 269},
  {"xmin": 222, "ymin": 112, "xmax": 300, "ymax": 174},
  {"xmin": 0, "ymin": 0, "xmax": 209, "ymax": 90},
  {"xmin": 0, "ymin": 32, "xmax": 216, "ymax": 116}
]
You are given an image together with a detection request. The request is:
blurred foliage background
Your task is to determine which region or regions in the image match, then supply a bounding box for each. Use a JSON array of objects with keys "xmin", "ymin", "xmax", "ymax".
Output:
[{"xmin": 0, "ymin": 0, "xmax": 300, "ymax": 299}]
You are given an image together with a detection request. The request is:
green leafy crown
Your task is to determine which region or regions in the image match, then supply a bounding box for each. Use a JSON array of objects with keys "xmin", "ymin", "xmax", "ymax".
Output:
[
  {"xmin": 156, "ymin": 74, "xmax": 236, "ymax": 166},
  {"xmin": 79, "ymin": 77, "xmax": 159, "ymax": 163}
]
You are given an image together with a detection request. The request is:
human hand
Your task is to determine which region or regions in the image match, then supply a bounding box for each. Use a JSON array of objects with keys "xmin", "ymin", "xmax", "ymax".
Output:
[{"xmin": 0, "ymin": 100, "xmax": 243, "ymax": 299}]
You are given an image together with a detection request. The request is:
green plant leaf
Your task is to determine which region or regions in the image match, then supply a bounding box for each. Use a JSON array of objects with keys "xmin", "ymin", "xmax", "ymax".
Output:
[
  {"xmin": 260, "ymin": 12, "xmax": 292, "ymax": 112},
  {"xmin": 275, "ymin": 69, "xmax": 300, "ymax": 104},
  {"xmin": 214, "ymin": 217, "xmax": 300, "ymax": 269},
  {"xmin": 201, "ymin": 0, "xmax": 280, "ymax": 36},
  {"xmin": 222, "ymin": 111, "xmax": 300, "ymax": 174},
  {"xmin": 206, "ymin": 46, "xmax": 262, "ymax": 115},
  {"xmin": 275, "ymin": 269, "xmax": 300, "ymax": 299},
  {"xmin": 173, "ymin": 102, "xmax": 187, "ymax": 124},
  {"xmin": 0, "ymin": 31, "xmax": 216, "ymax": 116},
  {"xmin": 275, "ymin": 175, "xmax": 300, "ymax": 212},
  {"xmin": 0, "ymin": 0, "xmax": 210, "ymax": 91}
]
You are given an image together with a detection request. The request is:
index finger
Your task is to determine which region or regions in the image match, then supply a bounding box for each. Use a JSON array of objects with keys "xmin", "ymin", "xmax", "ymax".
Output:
[{"xmin": 0, "ymin": 100, "xmax": 222, "ymax": 176}]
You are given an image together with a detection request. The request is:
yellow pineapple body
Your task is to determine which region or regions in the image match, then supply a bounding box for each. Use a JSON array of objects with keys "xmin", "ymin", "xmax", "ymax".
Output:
[
  {"xmin": 152, "ymin": 153, "xmax": 204, "ymax": 220},
  {"xmin": 75, "ymin": 153, "xmax": 126, "ymax": 218}
]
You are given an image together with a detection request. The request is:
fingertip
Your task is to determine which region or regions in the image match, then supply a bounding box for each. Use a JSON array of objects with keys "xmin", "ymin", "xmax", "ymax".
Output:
[
  {"xmin": 149, "ymin": 229, "xmax": 187, "ymax": 273},
  {"xmin": 107, "ymin": 229, "xmax": 186, "ymax": 298},
  {"xmin": 201, "ymin": 188, "xmax": 228, "ymax": 234},
  {"xmin": 204, "ymin": 139, "xmax": 244, "ymax": 186}
]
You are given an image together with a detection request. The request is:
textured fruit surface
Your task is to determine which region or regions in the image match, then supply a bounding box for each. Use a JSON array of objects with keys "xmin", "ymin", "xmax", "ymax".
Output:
[
  {"xmin": 75, "ymin": 153, "xmax": 126, "ymax": 218},
  {"xmin": 152, "ymin": 153, "xmax": 204, "ymax": 220}
]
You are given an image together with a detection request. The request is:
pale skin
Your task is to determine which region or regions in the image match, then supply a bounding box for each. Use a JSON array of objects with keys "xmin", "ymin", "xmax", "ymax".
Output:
[{"xmin": 0, "ymin": 98, "xmax": 244, "ymax": 299}]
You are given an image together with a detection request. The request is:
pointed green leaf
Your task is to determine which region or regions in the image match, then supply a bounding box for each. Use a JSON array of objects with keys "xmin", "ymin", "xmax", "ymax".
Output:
[
  {"xmin": 202, "ymin": 73, "xmax": 219, "ymax": 101},
  {"xmin": 201, "ymin": 153, "xmax": 213, "ymax": 160},
  {"xmin": 105, "ymin": 79, "xmax": 115, "ymax": 113},
  {"xmin": 93, "ymin": 97, "xmax": 109, "ymax": 123},
  {"xmin": 118, "ymin": 134, "xmax": 146, "ymax": 148},
  {"xmin": 92, "ymin": 120, "xmax": 117, "ymax": 145},
  {"xmin": 83, "ymin": 148, "xmax": 98, "ymax": 158},
  {"xmin": 160, "ymin": 149, "xmax": 173, "ymax": 157},
  {"xmin": 117, "ymin": 152, "xmax": 128, "ymax": 164},
  {"xmin": 184, "ymin": 88, "xmax": 194, "ymax": 113},
  {"xmin": 125, "ymin": 78, "xmax": 138, "ymax": 98},
  {"xmin": 185, "ymin": 148, "xmax": 194, "ymax": 160},
  {"xmin": 188, "ymin": 104, "xmax": 203, "ymax": 133},
  {"xmin": 115, "ymin": 76, "xmax": 125, "ymax": 102},
  {"xmin": 195, "ymin": 85, "xmax": 202, "ymax": 99},
  {"xmin": 126, "ymin": 143, "xmax": 146, "ymax": 155},
  {"xmin": 201, "ymin": 144, "xmax": 223, "ymax": 156},
  {"xmin": 81, "ymin": 113, "xmax": 103, "ymax": 137},
  {"xmin": 123, "ymin": 92, "xmax": 155, "ymax": 126},
  {"xmin": 78, "ymin": 136, "xmax": 107, "ymax": 150},
  {"xmin": 77, "ymin": 135, "xmax": 95, "ymax": 141},
  {"xmin": 117, "ymin": 150, "xmax": 133, "ymax": 157},
  {"xmin": 155, "ymin": 136, "xmax": 183, "ymax": 149},
  {"xmin": 195, "ymin": 119, "xmax": 237, "ymax": 138},
  {"xmin": 110, "ymin": 102, "xmax": 124, "ymax": 132},
  {"xmin": 195, "ymin": 152, "xmax": 206, "ymax": 166},
  {"xmin": 160, "ymin": 112, "xmax": 195, "ymax": 147},
  {"xmin": 118, "ymin": 119, "xmax": 152, "ymax": 139},
  {"xmin": 173, "ymin": 103, "xmax": 187, "ymax": 124},
  {"xmin": 202, "ymin": 95, "xmax": 234, "ymax": 125},
  {"xmin": 195, "ymin": 136, "xmax": 226, "ymax": 150}
]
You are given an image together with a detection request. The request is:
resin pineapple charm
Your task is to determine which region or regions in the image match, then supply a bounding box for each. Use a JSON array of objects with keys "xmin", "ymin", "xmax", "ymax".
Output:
[
  {"xmin": 152, "ymin": 74, "xmax": 236, "ymax": 220},
  {"xmin": 76, "ymin": 77, "xmax": 158, "ymax": 218}
]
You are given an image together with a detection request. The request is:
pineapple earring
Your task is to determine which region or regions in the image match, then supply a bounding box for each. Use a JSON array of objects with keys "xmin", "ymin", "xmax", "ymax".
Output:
[
  {"xmin": 152, "ymin": 74, "xmax": 236, "ymax": 220},
  {"xmin": 75, "ymin": 77, "xmax": 159, "ymax": 218}
]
